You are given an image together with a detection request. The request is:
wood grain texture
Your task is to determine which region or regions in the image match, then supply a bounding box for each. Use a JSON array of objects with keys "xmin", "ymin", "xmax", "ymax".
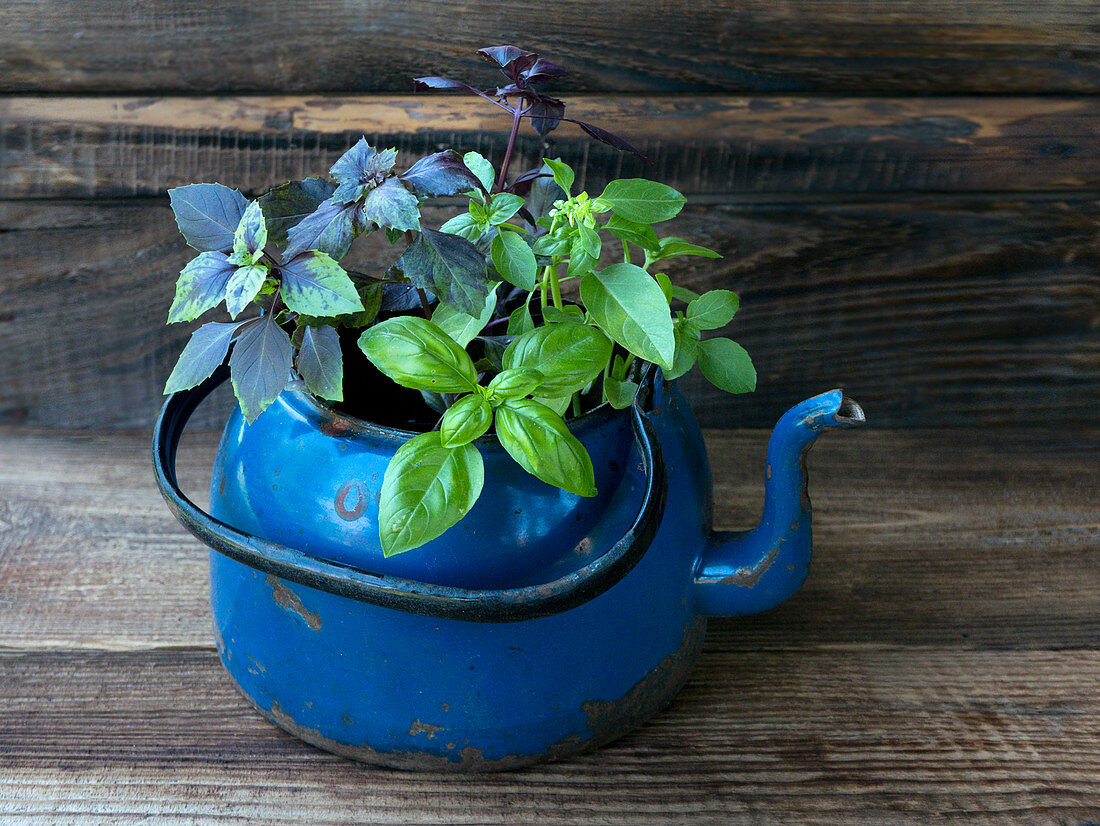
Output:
[
  {"xmin": 2, "ymin": 195, "xmax": 1097, "ymax": 430},
  {"xmin": 1, "ymin": 426, "xmax": 1097, "ymax": 653},
  {"xmin": 3, "ymin": 648, "xmax": 1099, "ymax": 824},
  {"xmin": 1, "ymin": 0, "xmax": 1098, "ymax": 95},
  {"xmin": 0, "ymin": 425, "xmax": 1098, "ymax": 824},
  {"xmin": 4, "ymin": 95, "xmax": 1100, "ymax": 198}
]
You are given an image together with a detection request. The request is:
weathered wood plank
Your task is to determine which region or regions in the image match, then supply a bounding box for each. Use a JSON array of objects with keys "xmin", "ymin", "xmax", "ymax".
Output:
[
  {"xmin": 1, "ymin": 0, "xmax": 1098, "ymax": 95},
  {"xmin": 1, "ymin": 646, "xmax": 1098, "ymax": 824},
  {"xmin": 3, "ymin": 95, "xmax": 1100, "ymax": 198},
  {"xmin": 1, "ymin": 426, "xmax": 1097, "ymax": 653},
  {"xmin": 2, "ymin": 195, "xmax": 1097, "ymax": 430}
]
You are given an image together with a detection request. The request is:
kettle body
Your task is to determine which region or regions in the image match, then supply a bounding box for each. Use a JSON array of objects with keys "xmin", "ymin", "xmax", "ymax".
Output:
[{"xmin": 155, "ymin": 369, "xmax": 862, "ymax": 770}]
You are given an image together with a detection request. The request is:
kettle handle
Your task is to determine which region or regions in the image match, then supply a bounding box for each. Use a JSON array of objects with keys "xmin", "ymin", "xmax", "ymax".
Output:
[{"xmin": 153, "ymin": 365, "xmax": 667, "ymax": 624}]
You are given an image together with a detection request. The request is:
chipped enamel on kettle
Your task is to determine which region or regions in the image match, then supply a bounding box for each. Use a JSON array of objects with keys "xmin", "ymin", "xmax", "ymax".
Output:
[{"xmin": 154, "ymin": 364, "xmax": 863, "ymax": 770}]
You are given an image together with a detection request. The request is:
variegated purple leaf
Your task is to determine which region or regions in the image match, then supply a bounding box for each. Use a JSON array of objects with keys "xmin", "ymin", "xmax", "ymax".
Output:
[
  {"xmin": 283, "ymin": 198, "xmax": 361, "ymax": 260},
  {"xmin": 168, "ymin": 183, "xmax": 250, "ymax": 252},
  {"xmin": 295, "ymin": 324, "xmax": 344, "ymax": 402},
  {"xmin": 279, "ymin": 251, "xmax": 364, "ymax": 318},
  {"xmin": 400, "ymin": 150, "xmax": 485, "ymax": 197},
  {"xmin": 229, "ymin": 312, "xmax": 294, "ymax": 423},
  {"xmin": 168, "ymin": 251, "xmax": 235, "ymax": 323},
  {"xmin": 164, "ymin": 321, "xmax": 241, "ymax": 393},
  {"xmin": 397, "ymin": 228, "xmax": 493, "ymax": 317},
  {"xmin": 257, "ymin": 178, "xmax": 336, "ymax": 246},
  {"xmin": 360, "ymin": 178, "xmax": 420, "ymax": 232}
]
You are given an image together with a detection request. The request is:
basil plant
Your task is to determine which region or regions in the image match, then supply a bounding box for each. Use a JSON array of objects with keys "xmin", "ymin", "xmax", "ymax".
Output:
[{"xmin": 163, "ymin": 45, "xmax": 755, "ymax": 556}]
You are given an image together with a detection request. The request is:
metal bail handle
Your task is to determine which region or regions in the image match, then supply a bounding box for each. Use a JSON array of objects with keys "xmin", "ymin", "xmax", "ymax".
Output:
[{"xmin": 152, "ymin": 365, "xmax": 668, "ymax": 623}]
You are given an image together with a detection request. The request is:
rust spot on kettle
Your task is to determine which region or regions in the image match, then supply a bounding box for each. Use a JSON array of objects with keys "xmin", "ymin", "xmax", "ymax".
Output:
[
  {"xmin": 334, "ymin": 482, "xmax": 367, "ymax": 521},
  {"xmin": 266, "ymin": 574, "xmax": 322, "ymax": 631},
  {"xmin": 409, "ymin": 720, "xmax": 445, "ymax": 739},
  {"xmin": 718, "ymin": 537, "xmax": 783, "ymax": 587}
]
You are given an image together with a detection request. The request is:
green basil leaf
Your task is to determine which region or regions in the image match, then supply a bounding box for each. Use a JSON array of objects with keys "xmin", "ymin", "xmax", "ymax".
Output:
[
  {"xmin": 653, "ymin": 236, "xmax": 722, "ymax": 260},
  {"xmin": 598, "ymin": 179, "xmax": 685, "ymax": 224},
  {"xmin": 507, "ymin": 301, "xmax": 535, "ymax": 335},
  {"xmin": 534, "ymin": 394, "xmax": 571, "ymax": 416},
  {"xmin": 602, "ymin": 374, "xmax": 639, "ymax": 409},
  {"xmin": 431, "ymin": 290, "xmax": 497, "ymax": 348},
  {"xmin": 542, "ymin": 305, "xmax": 584, "ymax": 325},
  {"xmin": 378, "ymin": 431, "xmax": 484, "ymax": 556},
  {"xmin": 655, "ymin": 272, "xmax": 674, "ymax": 303},
  {"xmin": 439, "ymin": 212, "xmax": 481, "ymax": 242},
  {"xmin": 463, "ymin": 152, "xmax": 496, "ymax": 193},
  {"xmin": 278, "ymin": 251, "xmax": 364, "ymax": 317},
  {"xmin": 295, "ymin": 323, "xmax": 343, "ymax": 401},
  {"xmin": 687, "ymin": 289, "xmax": 739, "ymax": 330},
  {"xmin": 503, "ymin": 323, "xmax": 613, "ymax": 397},
  {"xmin": 487, "ymin": 193, "xmax": 525, "ymax": 226},
  {"xmin": 495, "ymin": 399, "xmax": 596, "ymax": 497},
  {"xmin": 532, "ymin": 233, "xmax": 570, "ymax": 258},
  {"xmin": 229, "ymin": 313, "xmax": 295, "ymax": 424},
  {"xmin": 486, "ymin": 367, "xmax": 544, "ymax": 403},
  {"xmin": 670, "ymin": 284, "xmax": 701, "ymax": 304},
  {"xmin": 697, "ymin": 337, "xmax": 756, "ymax": 394},
  {"xmin": 580, "ymin": 263, "xmax": 675, "ymax": 371},
  {"xmin": 666, "ymin": 318, "xmax": 700, "ymax": 380},
  {"xmin": 164, "ymin": 321, "xmax": 240, "ymax": 394},
  {"xmin": 168, "ymin": 252, "xmax": 235, "ymax": 323},
  {"xmin": 490, "ymin": 230, "xmax": 538, "ymax": 291},
  {"xmin": 542, "ymin": 158, "xmax": 575, "ymax": 196},
  {"xmin": 604, "ymin": 214, "xmax": 660, "ymax": 252},
  {"xmin": 439, "ymin": 393, "xmax": 494, "ymax": 447},
  {"xmin": 358, "ymin": 316, "xmax": 478, "ymax": 392},
  {"xmin": 575, "ymin": 222, "xmax": 601, "ymax": 259}
]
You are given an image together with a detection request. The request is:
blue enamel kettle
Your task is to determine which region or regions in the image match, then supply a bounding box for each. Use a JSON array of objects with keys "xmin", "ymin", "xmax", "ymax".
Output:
[{"xmin": 154, "ymin": 365, "xmax": 863, "ymax": 770}]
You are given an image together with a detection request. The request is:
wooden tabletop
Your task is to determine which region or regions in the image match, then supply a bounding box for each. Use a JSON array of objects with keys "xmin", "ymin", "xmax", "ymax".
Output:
[{"xmin": 1, "ymin": 424, "xmax": 1098, "ymax": 824}]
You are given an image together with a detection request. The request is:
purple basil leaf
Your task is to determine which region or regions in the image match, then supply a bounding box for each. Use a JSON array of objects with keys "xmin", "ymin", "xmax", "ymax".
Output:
[
  {"xmin": 278, "ymin": 251, "xmax": 365, "ymax": 317},
  {"xmin": 570, "ymin": 119, "xmax": 648, "ymax": 161},
  {"xmin": 526, "ymin": 95, "xmax": 565, "ymax": 137},
  {"xmin": 521, "ymin": 58, "xmax": 568, "ymax": 84},
  {"xmin": 257, "ymin": 178, "xmax": 336, "ymax": 246},
  {"xmin": 524, "ymin": 164, "xmax": 568, "ymax": 223},
  {"xmin": 360, "ymin": 178, "xmax": 420, "ymax": 232},
  {"xmin": 283, "ymin": 198, "xmax": 361, "ymax": 260},
  {"xmin": 296, "ymin": 323, "xmax": 344, "ymax": 402},
  {"xmin": 397, "ymin": 228, "xmax": 493, "ymax": 316},
  {"xmin": 477, "ymin": 46, "xmax": 537, "ymax": 76},
  {"xmin": 164, "ymin": 320, "xmax": 241, "ymax": 393},
  {"xmin": 167, "ymin": 251, "xmax": 235, "ymax": 323},
  {"xmin": 400, "ymin": 149, "xmax": 485, "ymax": 198},
  {"xmin": 168, "ymin": 183, "xmax": 250, "ymax": 252},
  {"xmin": 380, "ymin": 282, "xmax": 434, "ymax": 312},
  {"xmin": 413, "ymin": 77, "xmax": 492, "ymax": 100},
  {"xmin": 507, "ymin": 167, "xmax": 548, "ymax": 197},
  {"xmin": 229, "ymin": 312, "xmax": 294, "ymax": 423}
]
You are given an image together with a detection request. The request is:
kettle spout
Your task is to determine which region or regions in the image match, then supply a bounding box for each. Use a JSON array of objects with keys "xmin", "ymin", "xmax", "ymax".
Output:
[{"xmin": 693, "ymin": 389, "xmax": 864, "ymax": 617}]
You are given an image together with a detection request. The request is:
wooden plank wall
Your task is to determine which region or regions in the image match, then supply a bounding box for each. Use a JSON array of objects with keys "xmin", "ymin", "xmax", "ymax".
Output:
[{"xmin": 1, "ymin": 2, "xmax": 1098, "ymax": 429}]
